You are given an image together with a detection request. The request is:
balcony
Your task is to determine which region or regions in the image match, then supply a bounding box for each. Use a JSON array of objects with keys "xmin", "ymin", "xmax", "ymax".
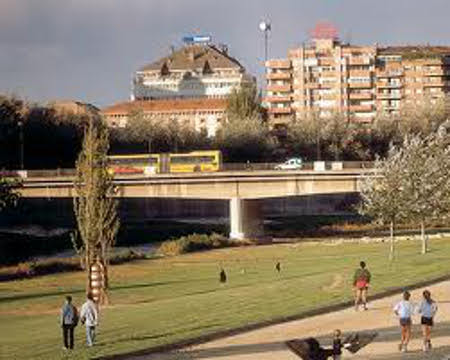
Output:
[
  {"xmin": 264, "ymin": 96, "xmax": 291, "ymax": 103},
  {"xmin": 318, "ymin": 58, "xmax": 334, "ymax": 66},
  {"xmin": 304, "ymin": 82, "xmax": 320, "ymax": 89},
  {"xmin": 349, "ymin": 92, "xmax": 373, "ymax": 100},
  {"xmin": 266, "ymin": 84, "xmax": 292, "ymax": 92},
  {"xmin": 376, "ymin": 81, "xmax": 402, "ymax": 88},
  {"xmin": 349, "ymin": 57, "xmax": 371, "ymax": 66},
  {"xmin": 266, "ymin": 72, "xmax": 291, "ymax": 80},
  {"xmin": 349, "ymin": 70, "xmax": 372, "ymax": 78},
  {"xmin": 265, "ymin": 59, "xmax": 291, "ymax": 69},
  {"xmin": 424, "ymin": 69, "xmax": 445, "ymax": 76},
  {"xmin": 349, "ymin": 104, "xmax": 374, "ymax": 112},
  {"xmin": 349, "ymin": 82, "xmax": 373, "ymax": 89},
  {"xmin": 423, "ymin": 80, "xmax": 446, "ymax": 87},
  {"xmin": 267, "ymin": 107, "xmax": 292, "ymax": 114},
  {"xmin": 321, "ymin": 71, "xmax": 337, "ymax": 77},
  {"xmin": 377, "ymin": 70, "xmax": 403, "ymax": 78},
  {"xmin": 377, "ymin": 92, "xmax": 402, "ymax": 99}
]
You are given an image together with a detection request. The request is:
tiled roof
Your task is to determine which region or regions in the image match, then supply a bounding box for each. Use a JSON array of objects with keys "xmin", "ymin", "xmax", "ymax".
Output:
[
  {"xmin": 102, "ymin": 98, "xmax": 227, "ymax": 115},
  {"xmin": 138, "ymin": 44, "xmax": 244, "ymax": 72}
]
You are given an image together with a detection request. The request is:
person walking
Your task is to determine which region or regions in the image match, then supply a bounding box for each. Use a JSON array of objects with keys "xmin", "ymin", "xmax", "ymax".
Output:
[
  {"xmin": 418, "ymin": 289, "xmax": 438, "ymax": 352},
  {"xmin": 394, "ymin": 290, "xmax": 414, "ymax": 353},
  {"xmin": 353, "ymin": 261, "xmax": 371, "ymax": 311},
  {"xmin": 80, "ymin": 292, "xmax": 99, "ymax": 347},
  {"xmin": 60, "ymin": 295, "xmax": 78, "ymax": 350}
]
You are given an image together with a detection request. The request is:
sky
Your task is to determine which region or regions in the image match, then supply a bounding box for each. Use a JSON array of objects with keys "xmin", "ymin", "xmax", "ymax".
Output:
[{"xmin": 1, "ymin": 0, "xmax": 449, "ymax": 107}]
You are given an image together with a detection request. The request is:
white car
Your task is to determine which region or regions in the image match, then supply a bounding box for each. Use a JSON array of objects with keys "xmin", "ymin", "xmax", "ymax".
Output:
[{"xmin": 275, "ymin": 158, "xmax": 303, "ymax": 170}]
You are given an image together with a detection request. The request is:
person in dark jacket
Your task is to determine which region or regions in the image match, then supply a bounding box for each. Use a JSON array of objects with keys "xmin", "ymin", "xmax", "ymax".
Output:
[{"xmin": 60, "ymin": 295, "xmax": 78, "ymax": 350}]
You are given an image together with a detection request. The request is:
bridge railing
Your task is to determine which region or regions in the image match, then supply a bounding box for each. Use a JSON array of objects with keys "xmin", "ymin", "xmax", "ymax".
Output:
[
  {"xmin": 222, "ymin": 161, "xmax": 374, "ymax": 171},
  {"xmin": 3, "ymin": 161, "xmax": 375, "ymax": 179}
]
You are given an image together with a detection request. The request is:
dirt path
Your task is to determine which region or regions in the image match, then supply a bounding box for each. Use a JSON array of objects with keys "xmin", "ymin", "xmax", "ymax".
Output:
[{"xmin": 131, "ymin": 280, "xmax": 450, "ymax": 360}]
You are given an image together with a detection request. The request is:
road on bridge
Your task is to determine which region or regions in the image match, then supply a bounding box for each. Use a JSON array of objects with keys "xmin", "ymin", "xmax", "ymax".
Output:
[{"xmin": 130, "ymin": 280, "xmax": 450, "ymax": 360}]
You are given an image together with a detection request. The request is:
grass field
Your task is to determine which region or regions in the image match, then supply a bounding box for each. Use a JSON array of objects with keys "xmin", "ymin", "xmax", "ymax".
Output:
[{"xmin": 1, "ymin": 237, "xmax": 450, "ymax": 359}]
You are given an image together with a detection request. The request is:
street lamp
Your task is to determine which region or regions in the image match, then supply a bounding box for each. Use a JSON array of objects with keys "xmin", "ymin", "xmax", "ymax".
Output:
[
  {"xmin": 259, "ymin": 20, "xmax": 271, "ymax": 62},
  {"xmin": 17, "ymin": 120, "xmax": 24, "ymax": 170}
]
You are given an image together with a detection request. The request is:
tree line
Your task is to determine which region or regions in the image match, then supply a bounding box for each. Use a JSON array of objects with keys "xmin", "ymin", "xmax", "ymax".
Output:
[{"xmin": 1, "ymin": 92, "xmax": 449, "ymax": 169}]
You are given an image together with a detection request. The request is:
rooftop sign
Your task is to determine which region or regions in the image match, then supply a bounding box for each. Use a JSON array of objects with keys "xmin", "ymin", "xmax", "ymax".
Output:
[{"xmin": 182, "ymin": 35, "xmax": 212, "ymax": 44}]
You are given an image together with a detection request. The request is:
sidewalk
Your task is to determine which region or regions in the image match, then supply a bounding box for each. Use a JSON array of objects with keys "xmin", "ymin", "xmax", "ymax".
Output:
[{"xmin": 132, "ymin": 280, "xmax": 450, "ymax": 360}]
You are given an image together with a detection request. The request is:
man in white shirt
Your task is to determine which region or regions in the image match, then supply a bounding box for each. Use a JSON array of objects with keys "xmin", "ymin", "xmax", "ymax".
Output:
[{"xmin": 80, "ymin": 292, "xmax": 99, "ymax": 347}]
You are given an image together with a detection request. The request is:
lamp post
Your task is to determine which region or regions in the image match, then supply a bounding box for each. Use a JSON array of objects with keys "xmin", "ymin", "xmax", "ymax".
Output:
[
  {"xmin": 17, "ymin": 120, "xmax": 24, "ymax": 170},
  {"xmin": 259, "ymin": 20, "xmax": 271, "ymax": 62}
]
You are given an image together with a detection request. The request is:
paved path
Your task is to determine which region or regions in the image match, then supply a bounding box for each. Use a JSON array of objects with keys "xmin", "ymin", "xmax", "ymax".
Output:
[{"xmin": 132, "ymin": 281, "xmax": 450, "ymax": 360}]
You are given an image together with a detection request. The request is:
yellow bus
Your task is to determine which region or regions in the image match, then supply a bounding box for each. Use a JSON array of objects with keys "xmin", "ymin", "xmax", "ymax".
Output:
[
  {"xmin": 168, "ymin": 150, "xmax": 222, "ymax": 173},
  {"xmin": 107, "ymin": 154, "xmax": 161, "ymax": 175},
  {"xmin": 107, "ymin": 150, "xmax": 222, "ymax": 175}
]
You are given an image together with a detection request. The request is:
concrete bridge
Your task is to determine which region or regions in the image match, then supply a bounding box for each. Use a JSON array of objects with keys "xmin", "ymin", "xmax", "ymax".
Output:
[{"xmin": 19, "ymin": 170, "xmax": 367, "ymax": 240}]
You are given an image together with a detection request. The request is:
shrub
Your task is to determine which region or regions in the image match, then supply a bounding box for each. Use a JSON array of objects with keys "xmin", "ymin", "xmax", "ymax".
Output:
[
  {"xmin": 0, "ymin": 249, "xmax": 148, "ymax": 281},
  {"xmin": 157, "ymin": 233, "xmax": 235, "ymax": 256}
]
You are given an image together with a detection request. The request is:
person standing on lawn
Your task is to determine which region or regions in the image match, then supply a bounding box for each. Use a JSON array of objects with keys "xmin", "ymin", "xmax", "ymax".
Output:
[
  {"xmin": 353, "ymin": 261, "xmax": 371, "ymax": 311},
  {"xmin": 80, "ymin": 292, "xmax": 99, "ymax": 347},
  {"xmin": 60, "ymin": 295, "xmax": 78, "ymax": 350}
]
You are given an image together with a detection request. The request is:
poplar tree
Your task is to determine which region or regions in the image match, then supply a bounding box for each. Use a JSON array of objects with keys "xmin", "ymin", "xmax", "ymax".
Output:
[
  {"xmin": 359, "ymin": 146, "xmax": 407, "ymax": 260},
  {"xmin": 73, "ymin": 117, "xmax": 119, "ymax": 304},
  {"xmin": 400, "ymin": 133, "xmax": 450, "ymax": 254}
]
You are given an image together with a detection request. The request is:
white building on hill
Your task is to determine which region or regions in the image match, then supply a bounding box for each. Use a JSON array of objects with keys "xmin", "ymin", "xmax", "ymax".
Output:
[{"xmin": 132, "ymin": 43, "xmax": 255, "ymax": 100}]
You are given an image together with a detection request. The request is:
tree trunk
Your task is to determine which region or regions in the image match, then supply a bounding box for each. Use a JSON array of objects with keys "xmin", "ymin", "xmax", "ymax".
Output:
[
  {"xmin": 421, "ymin": 220, "xmax": 427, "ymax": 254},
  {"xmin": 85, "ymin": 246, "xmax": 91, "ymax": 293},
  {"xmin": 389, "ymin": 220, "xmax": 395, "ymax": 261}
]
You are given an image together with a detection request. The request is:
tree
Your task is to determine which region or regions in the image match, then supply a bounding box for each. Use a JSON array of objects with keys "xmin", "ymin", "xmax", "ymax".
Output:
[
  {"xmin": 0, "ymin": 95, "xmax": 27, "ymax": 169},
  {"xmin": 73, "ymin": 117, "xmax": 119, "ymax": 304},
  {"xmin": 215, "ymin": 114, "xmax": 276, "ymax": 162},
  {"xmin": 286, "ymin": 111, "xmax": 328, "ymax": 160},
  {"xmin": 0, "ymin": 176, "xmax": 20, "ymax": 212},
  {"xmin": 358, "ymin": 145, "xmax": 408, "ymax": 260},
  {"xmin": 226, "ymin": 84, "xmax": 261, "ymax": 122},
  {"xmin": 112, "ymin": 111, "xmax": 211, "ymax": 154},
  {"xmin": 399, "ymin": 95, "xmax": 450, "ymax": 137},
  {"xmin": 399, "ymin": 133, "xmax": 450, "ymax": 254},
  {"xmin": 322, "ymin": 111, "xmax": 352, "ymax": 161}
]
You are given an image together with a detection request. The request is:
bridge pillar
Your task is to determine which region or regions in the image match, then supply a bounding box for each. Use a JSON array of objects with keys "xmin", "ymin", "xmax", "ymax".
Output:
[{"xmin": 229, "ymin": 197, "xmax": 264, "ymax": 240}]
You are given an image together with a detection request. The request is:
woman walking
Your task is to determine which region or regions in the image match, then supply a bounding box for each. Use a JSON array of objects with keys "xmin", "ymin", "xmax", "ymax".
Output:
[
  {"xmin": 353, "ymin": 261, "xmax": 371, "ymax": 311},
  {"xmin": 393, "ymin": 291, "xmax": 414, "ymax": 353},
  {"xmin": 418, "ymin": 290, "xmax": 438, "ymax": 352}
]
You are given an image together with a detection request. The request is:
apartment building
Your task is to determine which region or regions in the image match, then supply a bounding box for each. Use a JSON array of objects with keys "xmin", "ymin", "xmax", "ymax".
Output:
[
  {"xmin": 102, "ymin": 98, "xmax": 227, "ymax": 137},
  {"xmin": 265, "ymin": 37, "xmax": 450, "ymax": 128},
  {"xmin": 376, "ymin": 47, "xmax": 450, "ymax": 116},
  {"xmin": 132, "ymin": 43, "xmax": 255, "ymax": 101},
  {"xmin": 103, "ymin": 41, "xmax": 255, "ymax": 136}
]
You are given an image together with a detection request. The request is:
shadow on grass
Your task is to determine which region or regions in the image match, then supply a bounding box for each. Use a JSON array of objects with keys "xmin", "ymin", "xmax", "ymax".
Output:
[
  {"xmin": 152, "ymin": 323, "xmax": 450, "ymax": 360},
  {"xmin": 0, "ymin": 279, "xmax": 202, "ymax": 303}
]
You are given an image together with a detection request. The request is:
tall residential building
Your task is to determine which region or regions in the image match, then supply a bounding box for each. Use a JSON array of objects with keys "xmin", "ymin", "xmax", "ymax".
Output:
[
  {"xmin": 265, "ymin": 36, "xmax": 450, "ymax": 129},
  {"xmin": 132, "ymin": 43, "xmax": 255, "ymax": 100}
]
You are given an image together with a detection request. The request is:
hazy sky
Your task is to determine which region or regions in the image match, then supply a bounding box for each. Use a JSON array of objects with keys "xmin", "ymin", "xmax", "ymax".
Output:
[{"xmin": 1, "ymin": 0, "xmax": 449, "ymax": 107}]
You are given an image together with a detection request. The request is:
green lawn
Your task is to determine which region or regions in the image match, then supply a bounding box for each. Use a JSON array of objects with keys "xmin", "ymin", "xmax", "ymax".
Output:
[{"xmin": 1, "ymin": 238, "xmax": 450, "ymax": 359}]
